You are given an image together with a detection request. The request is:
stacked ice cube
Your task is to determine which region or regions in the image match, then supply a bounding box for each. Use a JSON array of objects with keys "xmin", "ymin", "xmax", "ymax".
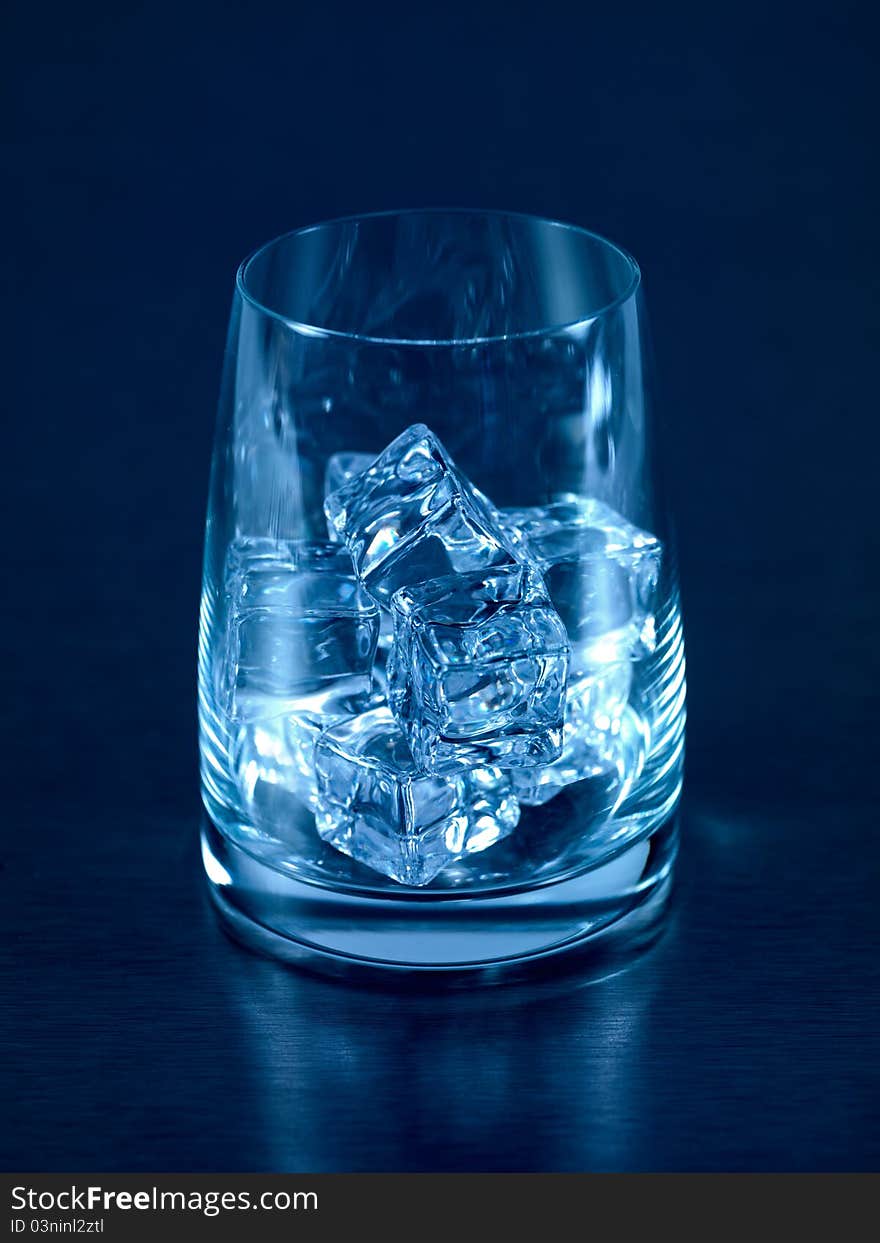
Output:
[{"xmin": 226, "ymin": 424, "xmax": 661, "ymax": 886}]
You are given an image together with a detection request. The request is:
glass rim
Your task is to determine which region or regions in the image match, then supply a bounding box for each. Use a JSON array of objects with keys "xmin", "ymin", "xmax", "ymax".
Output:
[{"xmin": 235, "ymin": 208, "xmax": 641, "ymax": 347}]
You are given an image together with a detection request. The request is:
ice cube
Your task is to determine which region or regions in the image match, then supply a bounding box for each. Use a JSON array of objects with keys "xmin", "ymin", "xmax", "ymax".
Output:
[
  {"xmin": 388, "ymin": 563, "xmax": 569, "ymax": 775},
  {"xmin": 233, "ymin": 684, "xmax": 390, "ymax": 818},
  {"xmin": 507, "ymin": 663, "xmax": 632, "ymax": 806},
  {"xmin": 226, "ymin": 537, "xmax": 379, "ymax": 723},
  {"xmin": 502, "ymin": 497, "xmax": 661, "ymax": 670},
  {"xmin": 376, "ymin": 610, "xmax": 395, "ymax": 651},
  {"xmin": 314, "ymin": 707, "xmax": 520, "ymax": 885},
  {"xmin": 324, "ymin": 423, "xmax": 518, "ymax": 605},
  {"xmin": 233, "ymin": 710, "xmax": 342, "ymax": 813},
  {"xmin": 566, "ymin": 661, "xmax": 632, "ymax": 739},
  {"xmin": 508, "ymin": 730, "xmax": 624, "ymax": 807},
  {"xmin": 323, "ymin": 450, "xmax": 376, "ymax": 512},
  {"xmin": 324, "ymin": 458, "xmax": 400, "ymax": 649}
]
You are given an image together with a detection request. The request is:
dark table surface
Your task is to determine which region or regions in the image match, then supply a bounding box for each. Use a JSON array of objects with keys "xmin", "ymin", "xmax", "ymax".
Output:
[{"xmin": 2, "ymin": 2, "xmax": 878, "ymax": 1171}]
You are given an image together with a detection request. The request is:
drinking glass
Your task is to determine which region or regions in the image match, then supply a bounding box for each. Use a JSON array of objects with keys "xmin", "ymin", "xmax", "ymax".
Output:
[{"xmin": 198, "ymin": 210, "xmax": 685, "ymax": 973}]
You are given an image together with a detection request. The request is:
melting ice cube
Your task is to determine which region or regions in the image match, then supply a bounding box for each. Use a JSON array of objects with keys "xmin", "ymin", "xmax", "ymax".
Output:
[{"xmin": 388, "ymin": 563, "xmax": 569, "ymax": 774}]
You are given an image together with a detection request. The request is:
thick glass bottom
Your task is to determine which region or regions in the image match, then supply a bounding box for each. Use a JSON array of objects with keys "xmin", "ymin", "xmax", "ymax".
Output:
[{"xmin": 201, "ymin": 814, "xmax": 678, "ymax": 978}]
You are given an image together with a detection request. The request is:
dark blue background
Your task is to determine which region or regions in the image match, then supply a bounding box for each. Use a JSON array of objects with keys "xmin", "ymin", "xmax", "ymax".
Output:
[{"xmin": 2, "ymin": 0, "xmax": 878, "ymax": 1170}]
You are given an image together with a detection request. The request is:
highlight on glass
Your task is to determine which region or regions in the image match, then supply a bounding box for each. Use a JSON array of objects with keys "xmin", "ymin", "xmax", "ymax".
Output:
[{"xmin": 198, "ymin": 210, "xmax": 686, "ymax": 971}]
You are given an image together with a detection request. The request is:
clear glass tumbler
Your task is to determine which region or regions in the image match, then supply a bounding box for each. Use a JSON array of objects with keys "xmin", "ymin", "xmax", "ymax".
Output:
[{"xmin": 198, "ymin": 210, "xmax": 685, "ymax": 973}]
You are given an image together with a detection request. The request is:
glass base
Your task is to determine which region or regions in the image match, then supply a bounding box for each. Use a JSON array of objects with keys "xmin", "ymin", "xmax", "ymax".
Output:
[{"xmin": 201, "ymin": 815, "xmax": 678, "ymax": 979}]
